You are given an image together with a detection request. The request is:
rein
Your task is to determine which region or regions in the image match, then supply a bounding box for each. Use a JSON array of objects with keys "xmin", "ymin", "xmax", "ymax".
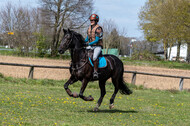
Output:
[
  {"xmin": 71, "ymin": 59, "xmax": 88, "ymax": 71},
  {"xmin": 70, "ymin": 33, "xmax": 88, "ymax": 71},
  {"xmin": 71, "ymin": 49, "xmax": 89, "ymax": 78}
]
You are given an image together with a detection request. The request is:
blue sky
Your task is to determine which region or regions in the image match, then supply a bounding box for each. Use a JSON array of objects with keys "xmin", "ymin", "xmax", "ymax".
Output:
[
  {"xmin": 0, "ymin": 0, "xmax": 147, "ymax": 38},
  {"xmin": 0, "ymin": 0, "xmax": 38, "ymax": 7},
  {"xmin": 94, "ymin": 0, "xmax": 147, "ymax": 38}
]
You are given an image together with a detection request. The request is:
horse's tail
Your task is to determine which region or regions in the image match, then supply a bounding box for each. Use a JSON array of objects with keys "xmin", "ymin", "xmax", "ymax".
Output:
[
  {"xmin": 119, "ymin": 76, "xmax": 133, "ymax": 95},
  {"xmin": 107, "ymin": 54, "xmax": 132, "ymax": 95}
]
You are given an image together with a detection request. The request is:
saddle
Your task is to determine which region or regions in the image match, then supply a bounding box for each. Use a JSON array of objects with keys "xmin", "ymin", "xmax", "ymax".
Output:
[{"xmin": 86, "ymin": 49, "xmax": 107, "ymax": 68}]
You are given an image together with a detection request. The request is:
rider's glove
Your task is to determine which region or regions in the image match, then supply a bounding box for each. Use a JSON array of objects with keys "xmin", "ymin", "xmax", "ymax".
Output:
[{"xmin": 83, "ymin": 43, "xmax": 89, "ymax": 47}]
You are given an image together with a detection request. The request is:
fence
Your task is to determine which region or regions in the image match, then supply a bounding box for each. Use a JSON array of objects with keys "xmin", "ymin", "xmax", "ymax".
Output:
[{"xmin": 0, "ymin": 62, "xmax": 190, "ymax": 91}]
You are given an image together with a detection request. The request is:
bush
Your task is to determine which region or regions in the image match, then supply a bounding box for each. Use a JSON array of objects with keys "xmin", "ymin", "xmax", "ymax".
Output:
[
  {"xmin": 132, "ymin": 50, "xmax": 161, "ymax": 61},
  {"xmin": 0, "ymin": 73, "xmax": 4, "ymax": 78}
]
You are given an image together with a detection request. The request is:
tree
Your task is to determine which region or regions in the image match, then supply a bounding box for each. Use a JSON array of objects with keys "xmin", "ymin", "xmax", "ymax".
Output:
[
  {"xmin": 39, "ymin": 0, "xmax": 93, "ymax": 56},
  {"xmin": 119, "ymin": 28, "xmax": 130, "ymax": 56},
  {"xmin": 0, "ymin": 2, "xmax": 15, "ymax": 47},
  {"xmin": 139, "ymin": 0, "xmax": 169, "ymax": 60},
  {"xmin": 35, "ymin": 31, "xmax": 48, "ymax": 57},
  {"xmin": 110, "ymin": 28, "xmax": 120, "ymax": 48},
  {"xmin": 119, "ymin": 36, "xmax": 130, "ymax": 56},
  {"xmin": 0, "ymin": 2, "xmax": 42, "ymax": 55},
  {"xmin": 139, "ymin": 0, "xmax": 190, "ymax": 61},
  {"xmin": 102, "ymin": 19, "xmax": 121, "ymax": 54}
]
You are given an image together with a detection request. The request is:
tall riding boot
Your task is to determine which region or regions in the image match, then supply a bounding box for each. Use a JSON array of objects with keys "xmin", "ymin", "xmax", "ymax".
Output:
[{"xmin": 93, "ymin": 59, "xmax": 99, "ymax": 79}]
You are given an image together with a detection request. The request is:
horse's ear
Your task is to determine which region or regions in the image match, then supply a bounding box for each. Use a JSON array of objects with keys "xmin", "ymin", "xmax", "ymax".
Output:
[{"xmin": 63, "ymin": 29, "xmax": 67, "ymax": 34}]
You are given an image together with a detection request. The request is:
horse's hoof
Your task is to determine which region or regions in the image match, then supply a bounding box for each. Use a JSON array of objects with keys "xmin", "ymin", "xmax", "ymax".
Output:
[
  {"xmin": 88, "ymin": 95, "xmax": 94, "ymax": 101},
  {"xmin": 93, "ymin": 107, "xmax": 99, "ymax": 112},
  {"xmin": 109, "ymin": 104, "xmax": 114, "ymax": 109}
]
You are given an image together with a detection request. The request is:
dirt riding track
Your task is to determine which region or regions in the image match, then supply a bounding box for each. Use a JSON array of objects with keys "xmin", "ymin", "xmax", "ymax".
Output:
[{"xmin": 0, "ymin": 55, "xmax": 190, "ymax": 90}]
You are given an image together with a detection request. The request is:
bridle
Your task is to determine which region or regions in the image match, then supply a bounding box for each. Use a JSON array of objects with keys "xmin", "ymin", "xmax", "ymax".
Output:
[
  {"xmin": 59, "ymin": 32, "xmax": 88, "ymax": 72},
  {"xmin": 61, "ymin": 32, "xmax": 84, "ymax": 50},
  {"xmin": 60, "ymin": 34, "xmax": 73, "ymax": 50}
]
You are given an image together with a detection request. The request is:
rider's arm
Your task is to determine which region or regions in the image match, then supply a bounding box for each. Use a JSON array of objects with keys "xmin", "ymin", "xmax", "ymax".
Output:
[
  {"xmin": 85, "ymin": 36, "xmax": 89, "ymax": 43},
  {"xmin": 88, "ymin": 36, "xmax": 100, "ymax": 46},
  {"xmin": 87, "ymin": 27, "xmax": 102, "ymax": 46}
]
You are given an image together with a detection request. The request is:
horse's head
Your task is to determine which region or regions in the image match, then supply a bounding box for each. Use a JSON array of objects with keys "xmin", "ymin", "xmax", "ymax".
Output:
[
  {"xmin": 58, "ymin": 29, "xmax": 73, "ymax": 54},
  {"xmin": 58, "ymin": 29, "xmax": 85, "ymax": 54}
]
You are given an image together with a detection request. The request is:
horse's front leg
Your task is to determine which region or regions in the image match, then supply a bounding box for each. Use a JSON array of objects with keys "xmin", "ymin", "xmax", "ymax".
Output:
[
  {"xmin": 64, "ymin": 75, "xmax": 78, "ymax": 98},
  {"xmin": 79, "ymin": 79, "xmax": 94, "ymax": 101}
]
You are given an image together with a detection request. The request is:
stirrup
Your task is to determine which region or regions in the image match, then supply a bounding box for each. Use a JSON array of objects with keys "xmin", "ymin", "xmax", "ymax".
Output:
[{"xmin": 93, "ymin": 71, "xmax": 99, "ymax": 79}]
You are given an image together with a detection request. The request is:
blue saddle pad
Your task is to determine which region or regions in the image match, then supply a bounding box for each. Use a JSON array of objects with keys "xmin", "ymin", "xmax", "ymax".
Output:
[{"xmin": 89, "ymin": 57, "xmax": 107, "ymax": 68}]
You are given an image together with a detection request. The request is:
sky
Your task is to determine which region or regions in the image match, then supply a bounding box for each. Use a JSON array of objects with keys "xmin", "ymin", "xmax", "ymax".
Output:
[
  {"xmin": 0, "ymin": 0, "xmax": 147, "ymax": 38},
  {"xmin": 94, "ymin": 0, "xmax": 147, "ymax": 38}
]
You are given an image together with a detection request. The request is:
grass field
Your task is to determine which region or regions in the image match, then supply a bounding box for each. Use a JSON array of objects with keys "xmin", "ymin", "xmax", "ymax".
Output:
[{"xmin": 0, "ymin": 74, "xmax": 190, "ymax": 126}]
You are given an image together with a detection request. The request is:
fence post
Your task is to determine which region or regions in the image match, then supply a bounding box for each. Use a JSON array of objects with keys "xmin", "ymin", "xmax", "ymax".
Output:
[
  {"xmin": 131, "ymin": 72, "xmax": 137, "ymax": 85},
  {"xmin": 179, "ymin": 78, "xmax": 184, "ymax": 91},
  {"xmin": 28, "ymin": 66, "xmax": 34, "ymax": 79}
]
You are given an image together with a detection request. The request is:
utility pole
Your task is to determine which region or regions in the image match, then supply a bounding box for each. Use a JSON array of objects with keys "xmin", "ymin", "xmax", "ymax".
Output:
[{"xmin": 130, "ymin": 39, "xmax": 136, "ymax": 57}]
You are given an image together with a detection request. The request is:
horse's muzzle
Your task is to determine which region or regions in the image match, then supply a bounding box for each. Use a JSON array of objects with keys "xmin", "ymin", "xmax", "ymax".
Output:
[{"xmin": 58, "ymin": 48, "xmax": 65, "ymax": 54}]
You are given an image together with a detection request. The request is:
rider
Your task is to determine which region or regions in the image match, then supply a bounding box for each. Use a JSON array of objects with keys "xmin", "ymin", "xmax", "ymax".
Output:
[{"xmin": 84, "ymin": 14, "xmax": 103, "ymax": 79}]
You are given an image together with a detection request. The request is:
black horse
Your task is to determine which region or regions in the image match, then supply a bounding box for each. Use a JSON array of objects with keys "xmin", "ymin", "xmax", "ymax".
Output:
[{"xmin": 58, "ymin": 29, "xmax": 132, "ymax": 111}]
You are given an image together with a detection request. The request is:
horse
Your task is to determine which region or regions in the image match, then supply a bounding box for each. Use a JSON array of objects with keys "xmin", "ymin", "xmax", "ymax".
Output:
[{"xmin": 58, "ymin": 29, "xmax": 132, "ymax": 111}]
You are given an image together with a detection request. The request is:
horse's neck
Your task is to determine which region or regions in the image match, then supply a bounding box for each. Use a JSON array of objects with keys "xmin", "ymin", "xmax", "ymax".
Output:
[
  {"xmin": 70, "ymin": 33, "xmax": 86, "ymax": 64},
  {"xmin": 71, "ymin": 49, "xmax": 86, "ymax": 64}
]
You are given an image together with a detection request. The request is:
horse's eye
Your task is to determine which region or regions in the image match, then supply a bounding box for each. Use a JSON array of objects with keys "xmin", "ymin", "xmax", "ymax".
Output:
[{"xmin": 65, "ymin": 34, "xmax": 71, "ymax": 40}]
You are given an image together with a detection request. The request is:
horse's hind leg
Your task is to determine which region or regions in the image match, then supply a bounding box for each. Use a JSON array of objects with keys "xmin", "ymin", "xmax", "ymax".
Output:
[
  {"xmin": 109, "ymin": 78, "xmax": 119, "ymax": 109},
  {"xmin": 94, "ymin": 80, "xmax": 106, "ymax": 111}
]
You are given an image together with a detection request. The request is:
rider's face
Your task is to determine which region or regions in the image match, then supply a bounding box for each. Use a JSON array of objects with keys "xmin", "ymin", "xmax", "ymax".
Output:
[{"xmin": 90, "ymin": 20, "xmax": 96, "ymax": 26}]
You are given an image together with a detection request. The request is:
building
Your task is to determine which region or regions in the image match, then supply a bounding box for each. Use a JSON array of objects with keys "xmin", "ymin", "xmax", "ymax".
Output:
[{"xmin": 167, "ymin": 44, "xmax": 187, "ymax": 61}]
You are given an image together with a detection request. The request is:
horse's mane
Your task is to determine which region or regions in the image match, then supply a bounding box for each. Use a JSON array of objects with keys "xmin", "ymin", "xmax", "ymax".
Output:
[{"xmin": 71, "ymin": 30, "xmax": 85, "ymax": 44}]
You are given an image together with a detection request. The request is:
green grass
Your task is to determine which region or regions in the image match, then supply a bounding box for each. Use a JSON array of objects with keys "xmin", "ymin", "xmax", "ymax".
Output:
[
  {"xmin": 122, "ymin": 57, "xmax": 190, "ymax": 70},
  {"xmin": 0, "ymin": 50, "xmax": 15, "ymax": 56},
  {"xmin": 0, "ymin": 75, "xmax": 190, "ymax": 126}
]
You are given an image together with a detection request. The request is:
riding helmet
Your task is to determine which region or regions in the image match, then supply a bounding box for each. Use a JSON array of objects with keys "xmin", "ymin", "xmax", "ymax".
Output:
[{"xmin": 89, "ymin": 14, "xmax": 99, "ymax": 22}]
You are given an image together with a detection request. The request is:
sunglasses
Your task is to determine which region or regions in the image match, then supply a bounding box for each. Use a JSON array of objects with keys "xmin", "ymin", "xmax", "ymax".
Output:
[{"xmin": 90, "ymin": 20, "xmax": 96, "ymax": 22}]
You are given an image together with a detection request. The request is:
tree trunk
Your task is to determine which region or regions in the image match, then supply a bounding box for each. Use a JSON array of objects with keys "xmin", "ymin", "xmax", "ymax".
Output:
[
  {"xmin": 176, "ymin": 41, "xmax": 181, "ymax": 61},
  {"xmin": 163, "ymin": 40, "xmax": 168, "ymax": 60},
  {"xmin": 51, "ymin": 31, "xmax": 58, "ymax": 57},
  {"xmin": 51, "ymin": 30, "xmax": 62, "ymax": 57},
  {"xmin": 51, "ymin": 6, "xmax": 61, "ymax": 57},
  {"xmin": 168, "ymin": 45, "xmax": 172, "ymax": 60}
]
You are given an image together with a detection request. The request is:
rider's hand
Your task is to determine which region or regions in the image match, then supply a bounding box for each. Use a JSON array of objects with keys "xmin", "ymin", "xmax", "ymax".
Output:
[{"xmin": 83, "ymin": 43, "xmax": 89, "ymax": 47}]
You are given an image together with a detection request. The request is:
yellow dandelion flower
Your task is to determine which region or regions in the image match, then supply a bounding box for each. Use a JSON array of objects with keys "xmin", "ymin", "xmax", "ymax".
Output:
[{"xmin": 131, "ymin": 107, "xmax": 135, "ymax": 110}]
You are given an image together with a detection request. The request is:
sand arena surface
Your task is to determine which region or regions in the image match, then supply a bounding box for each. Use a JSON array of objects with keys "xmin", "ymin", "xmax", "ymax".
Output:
[{"xmin": 0, "ymin": 55, "xmax": 190, "ymax": 90}]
